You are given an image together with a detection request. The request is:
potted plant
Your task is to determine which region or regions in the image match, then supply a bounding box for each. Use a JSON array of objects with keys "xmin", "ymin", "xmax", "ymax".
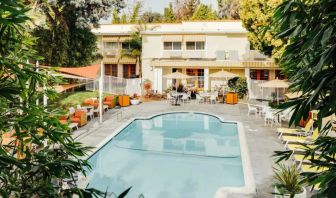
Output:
[
  {"xmin": 130, "ymin": 93, "xmax": 140, "ymax": 105},
  {"xmin": 273, "ymin": 163, "xmax": 307, "ymax": 198}
]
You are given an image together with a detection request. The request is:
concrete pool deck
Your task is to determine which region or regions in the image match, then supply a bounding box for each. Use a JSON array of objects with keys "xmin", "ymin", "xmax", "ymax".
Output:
[{"xmin": 74, "ymin": 101, "xmax": 284, "ymax": 198}]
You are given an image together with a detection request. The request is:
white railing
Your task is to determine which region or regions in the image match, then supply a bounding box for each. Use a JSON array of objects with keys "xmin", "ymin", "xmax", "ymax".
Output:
[
  {"xmin": 248, "ymin": 79, "xmax": 273, "ymax": 100},
  {"xmin": 85, "ymin": 76, "xmax": 142, "ymax": 96}
]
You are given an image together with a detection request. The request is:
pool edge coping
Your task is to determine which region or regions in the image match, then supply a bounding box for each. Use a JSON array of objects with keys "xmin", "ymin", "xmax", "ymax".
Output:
[{"xmin": 81, "ymin": 111, "xmax": 256, "ymax": 198}]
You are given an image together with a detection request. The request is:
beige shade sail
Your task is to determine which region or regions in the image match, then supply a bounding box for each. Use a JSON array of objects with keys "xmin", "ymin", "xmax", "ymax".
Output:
[
  {"xmin": 258, "ymin": 79, "xmax": 289, "ymax": 88},
  {"xmin": 163, "ymin": 71, "xmax": 191, "ymax": 79},
  {"xmin": 209, "ymin": 70, "xmax": 238, "ymax": 79}
]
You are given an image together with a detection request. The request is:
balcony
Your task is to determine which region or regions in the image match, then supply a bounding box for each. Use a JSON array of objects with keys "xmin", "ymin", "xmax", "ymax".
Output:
[
  {"xmin": 248, "ymin": 50, "xmax": 268, "ymax": 60},
  {"xmin": 104, "ymin": 49, "xmax": 118, "ymax": 57}
]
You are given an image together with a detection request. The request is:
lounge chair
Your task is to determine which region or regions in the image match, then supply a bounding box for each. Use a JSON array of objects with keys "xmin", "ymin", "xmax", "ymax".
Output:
[
  {"xmin": 103, "ymin": 95, "xmax": 116, "ymax": 109},
  {"xmin": 286, "ymin": 143, "xmax": 315, "ymax": 151},
  {"xmin": 69, "ymin": 107, "xmax": 87, "ymax": 127},
  {"xmin": 277, "ymin": 119, "xmax": 314, "ymax": 138},
  {"xmin": 300, "ymin": 164, "xmax": 328, "ymax": 173},
  {"xmin": 282, "ymin": 128, "xmax": 319, "ymax": 143}
]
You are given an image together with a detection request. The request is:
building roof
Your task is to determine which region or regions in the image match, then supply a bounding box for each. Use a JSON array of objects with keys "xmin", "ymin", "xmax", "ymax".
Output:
[{"xmin": 92, "ymin": 21, "xmax": 247, "ymax": 36}]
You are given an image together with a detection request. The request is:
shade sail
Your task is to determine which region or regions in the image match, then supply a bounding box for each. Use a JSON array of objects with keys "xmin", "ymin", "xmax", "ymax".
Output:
[
  {"xmin": 52, "ymin": 73, "xmax": 89, "ymax": 80},
  {"xmin": 209, "ymin": 70, "xmax": 238, "ymax": 79},
  {"xmin": 54, "ymin": 83, "xmax": 85, "ymax": 93},
  {"xmin": 58, "ymin": 64, "xmax": 100, "ymax": 80},
  {"xmin": 258, "ymin": 79, "xmax": 289, "ymax": 88},
  {"xmin": 163, "ymin": 71, "xmax": 191, "ymax": 79}
]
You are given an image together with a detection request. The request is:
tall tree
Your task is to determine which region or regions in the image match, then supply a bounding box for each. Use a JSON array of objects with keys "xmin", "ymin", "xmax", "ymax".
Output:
[
  {"xmin": 217, "ymin": 0, "xmax": 240, "ymax": 19},
  {"xmin": 27, "ymin": 0, "xmax": 125, "ymax": 66},
  {"xmin": 239, "ymin": 0, "xmax": 283, "ymax": 59},
  {"xmin": 112, "ymin": 8, "xmax": 121, "ymax": 24},
  {"xmin": 121, "ymin": 12, "xmax": 128, "ymax": 23},
  {"xmin": 184, "ymin": 0, "xmax": 200, "ymax": 19},
  {"xmin": 271, "ymin": 0, "xmax": 336, "ymax": 196},
  {"xmin": 0, "ymin": 1, "xmax": 101, "ymax": 196},
  {"xmin": 191, "ymin": 4, "xmax": 217, "ymax": 20},
  {"xmin": 140, "ymin": 11, "xmax": 163, "ymax": 23},
  {"xmin": 164, "ymin": 3, "xmax": 176, "ymax": 22},
  {"xmin": 129, "ymin": 1, "xmax": 142, "ymax": 23}
]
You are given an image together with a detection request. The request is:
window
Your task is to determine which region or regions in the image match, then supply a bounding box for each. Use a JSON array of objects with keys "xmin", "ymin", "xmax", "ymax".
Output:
[
  {"xmin": 275, "ymin": 70, "xmax": 286, "ymax": 80},
  {"xmin": 105, "ymin": 64, "xmax": 118, "ymax": 77},
  {"xmin": 104, "ymin": 42, "xmax": 117, "ymax": 49},
  {"xmin": 164, "ymin": 42, "xmax": 182, "ymax": 50},
  {"xmin": 186, "ymin": 69, "xmax": 204, "ymax": 88},
  {"xmin": 250, "ymin": 69, "xmax": 270, "ymax": 80},
  {"xmin": 123, "ymin": 64, "xmax": 136, "ymax": 78},
  {"xmin": 122, "ymin": 42, "xmax": 131, "ymax": 50},
  {"xmin": 186, "ymin": 42, "xmax": 205, "ymax": 50}
]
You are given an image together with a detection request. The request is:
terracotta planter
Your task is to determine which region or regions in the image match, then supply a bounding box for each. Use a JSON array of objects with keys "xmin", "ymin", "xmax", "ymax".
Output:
[{"xmin": 274, "ymin": 186, "xmax": 307, "ymax": 198}]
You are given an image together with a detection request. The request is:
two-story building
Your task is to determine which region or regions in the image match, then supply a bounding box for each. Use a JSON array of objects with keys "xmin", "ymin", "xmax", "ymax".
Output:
[
  {"xmin": 92, "ymin": 21, "xmax": 283, "ymax": 99},
  {"xmin": 93, "ymin": 25, "xmax": 139, "ymax": 79}
]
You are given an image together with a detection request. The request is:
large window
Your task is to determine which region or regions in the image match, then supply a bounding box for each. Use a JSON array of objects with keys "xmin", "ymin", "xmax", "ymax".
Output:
[
  {"xmin": 123, "ymin": 64, "xmax": 136, "ymax": 78},
  {"xmin": 164, "ymin": 42, "xmax": 182, "ymax": 50},
  {"xmin": 122, "ymin": 42, "xmax": 131, "ymax": 50},
  {"xmin": 250, "ymin": 69, "xmax": 269, "ymax": 80},
  {"xmin": 186, "ymin": 42, "xmax": 205, "ymax": 50},
  {"xmin": 186, "ymin": 69, "xmax": 204, "ymax": 88},
  {"xmin": 275, "ymin": 70, "xmax": 286, "ymax": 80},
  {"xmin": 104, "ymin": 42, "xmax": 117, "ymax": 49},
  {"xmin": 104, "ymin": 64, "xmax": 118, "ymax": 77}
]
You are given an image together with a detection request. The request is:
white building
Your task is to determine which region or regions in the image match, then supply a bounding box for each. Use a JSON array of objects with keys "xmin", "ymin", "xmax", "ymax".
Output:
[{"xmin": 92, "ymin": 21, "xmax": 283, "ymax": 99}]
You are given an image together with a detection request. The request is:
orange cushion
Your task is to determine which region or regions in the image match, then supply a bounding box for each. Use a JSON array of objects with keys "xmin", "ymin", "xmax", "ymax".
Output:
[
  {"xmin": 70, "ymin": 117, "xmax": 80, "ymax": 123},
  {"xmin": 105, "ymin": 95, "xmax": 114, "ymax": 101}
]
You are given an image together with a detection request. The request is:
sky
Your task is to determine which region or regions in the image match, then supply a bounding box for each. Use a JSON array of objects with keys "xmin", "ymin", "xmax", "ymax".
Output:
[{"xmin": 141, "ymin": 0, "xmax": 218, "ymax": 13}]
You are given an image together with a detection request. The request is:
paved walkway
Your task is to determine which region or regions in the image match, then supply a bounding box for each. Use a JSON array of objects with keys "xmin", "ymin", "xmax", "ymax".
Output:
[{"xmin": 74, "ymin": 101, "xmax": 285, "ymax": 198}]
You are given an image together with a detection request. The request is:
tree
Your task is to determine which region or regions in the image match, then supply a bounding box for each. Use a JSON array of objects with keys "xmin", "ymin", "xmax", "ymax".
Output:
[
  {"xmin": 164, "ymin": 3, "xmax": 176, "ymax": 22},
  {"xmin": 271, "ymin": 0, "xmax": 336, "ymax": 196},
  {"xmin": 121, "ymin": 24, "xmax": 157, "ymax": 77},
  {"xmin": 184, "ymin": 0, "xmax": 200, "ymax": 19},
  {"xmin": 217, "ymin": 0, "xmax": 240, "ymax": 19},
  {"xmin": 191, "ymin": 4, "xmax": 217, "ymax": 20},
  {"xmin": 239, "ymin": 0, "xmax": 284, "ymax": 59},
  {"xmin": 121, "ymin": 13, "xmax": 128, "ymax": 23},
  {"xmin": 27, "ymin": 0, "xmax": 124, "ymax": 67},
  {"xmin": 0, "ymin": 1, "xmax": 101, "ymax": 197},
  {"xmin": 140, "ymin": 11, "xmax": 163, "ymax": 23},
  {"xmin": 112, "ymin": 8, "xmax": 121, "ymax": 24},
  {"xmin": 129, "ymin": 1, "xmax": 142, "ymax": 23}
]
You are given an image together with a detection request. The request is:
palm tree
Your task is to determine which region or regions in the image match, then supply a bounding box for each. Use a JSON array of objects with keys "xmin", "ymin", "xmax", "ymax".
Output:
[{"xmin": 121, "ymin": 23, "xmax": 157, "ymax": 78}]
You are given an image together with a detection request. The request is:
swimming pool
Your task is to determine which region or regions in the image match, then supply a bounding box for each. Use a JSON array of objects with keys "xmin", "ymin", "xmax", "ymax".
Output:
[{"xmin": 86, "ymin": 112, "xmax": 254, "ymax": 197}]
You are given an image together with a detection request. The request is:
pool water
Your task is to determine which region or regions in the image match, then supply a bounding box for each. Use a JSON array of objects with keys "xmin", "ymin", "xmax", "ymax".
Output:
[{"xmin": 87, "ymin": 113, "xmax": 244, "ymax": 198}]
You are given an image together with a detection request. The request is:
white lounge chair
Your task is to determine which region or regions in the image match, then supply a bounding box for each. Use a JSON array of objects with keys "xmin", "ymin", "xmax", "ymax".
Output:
[
  {"xmin": 196, "ymin": 94, "xmax": 204, "ymax": 104},
  {"xmin": 247, "ymin": 104, "xmax": 258, "ymax": 116}
]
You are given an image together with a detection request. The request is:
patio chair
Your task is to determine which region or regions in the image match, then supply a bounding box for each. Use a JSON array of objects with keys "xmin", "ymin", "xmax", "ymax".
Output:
[
  {"xmin": 247, "ymin": 104, "xmax": 258, "ymax": 116},
  {"xmin": 69, "ymin": 107, "xmax": 87, "ymax": 127},
  {"xmin": 264, "ymin": 111, "xmax": 276, "ymax": 126},
  {"xmin": 83, "ymin": 98, "xmax": 98, "ymax": 108},
  {"xmin": 196, "ymin": 94, "xmax": 204, "ymax": 104},
  {"xmin": 181, "ymin": 93, "xmax": 189, "ymax": 104},
  {"xmin": 103, "ymin": 95, "xmax": 116, "ymax": 109},
  {"xmin": 210, "ymin": 95, "xmax": 216, "ymax": 104},
  {"xmin": 166, "ymin": 92, "xmax": 174, "ymax": 104}
]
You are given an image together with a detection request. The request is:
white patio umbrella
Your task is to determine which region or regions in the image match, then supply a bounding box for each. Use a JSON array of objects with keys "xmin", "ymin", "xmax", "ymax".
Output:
[
  {"xmin": 259, "ymin": 78, "xmax": 289, "ymax": 104},
  {"xmin": 209, "ymin": 69, "xmax": 238, "ymax": 97},
  {"xmin": 163, "ymin": 71, "xmax": 191, "ymax": 104}
]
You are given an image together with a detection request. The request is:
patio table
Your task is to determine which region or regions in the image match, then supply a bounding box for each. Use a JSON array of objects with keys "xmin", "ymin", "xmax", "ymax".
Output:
[{"xmin": 171, "ymin": 93, "xmax": 184, "ymax": 106}]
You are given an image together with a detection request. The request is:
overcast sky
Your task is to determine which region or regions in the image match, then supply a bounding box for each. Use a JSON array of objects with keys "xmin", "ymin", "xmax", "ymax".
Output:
[{"xmin": 141, "ymin": 0, "xmax": 218, "ymax": 13}]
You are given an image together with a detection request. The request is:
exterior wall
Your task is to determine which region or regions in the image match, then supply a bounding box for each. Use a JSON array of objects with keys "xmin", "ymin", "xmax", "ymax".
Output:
[
  {"xmin": 142, "ymin": 35, "xmax": 163, "ymax": 59},
  {"xmin": 206, "ymin": 34, "xmax": 249, "ymax": 60}
]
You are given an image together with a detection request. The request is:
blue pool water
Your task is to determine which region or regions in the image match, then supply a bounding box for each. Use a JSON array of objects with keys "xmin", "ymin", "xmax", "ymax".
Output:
[{"xmin": 87, "ymin": 113, "xmax": 244, "ymax": 198}]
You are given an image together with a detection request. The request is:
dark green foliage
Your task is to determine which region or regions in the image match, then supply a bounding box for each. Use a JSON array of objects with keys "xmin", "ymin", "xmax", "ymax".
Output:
[
  {"xmin": 236, "ymin": 77, "xmax": 248, "ymax": 99},
  {"xmin": 271, "ymin": 0, "xmax": 336, "ymax": 196}
]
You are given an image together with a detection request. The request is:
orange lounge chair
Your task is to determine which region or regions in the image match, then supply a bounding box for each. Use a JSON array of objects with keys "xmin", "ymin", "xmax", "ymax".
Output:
[
  {"xmin": 70, "ymin": 109, "xmax": 87, "ymax": 127},
  {"xmin": 103, "ymin": 95, "xmax": 116, "ymax": 109}
]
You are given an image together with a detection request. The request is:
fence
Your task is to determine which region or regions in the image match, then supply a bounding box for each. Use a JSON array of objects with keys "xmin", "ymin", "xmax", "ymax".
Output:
[{"xmin": 85, "ymin": 76, "xmax": 142, "ymax": 96}]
